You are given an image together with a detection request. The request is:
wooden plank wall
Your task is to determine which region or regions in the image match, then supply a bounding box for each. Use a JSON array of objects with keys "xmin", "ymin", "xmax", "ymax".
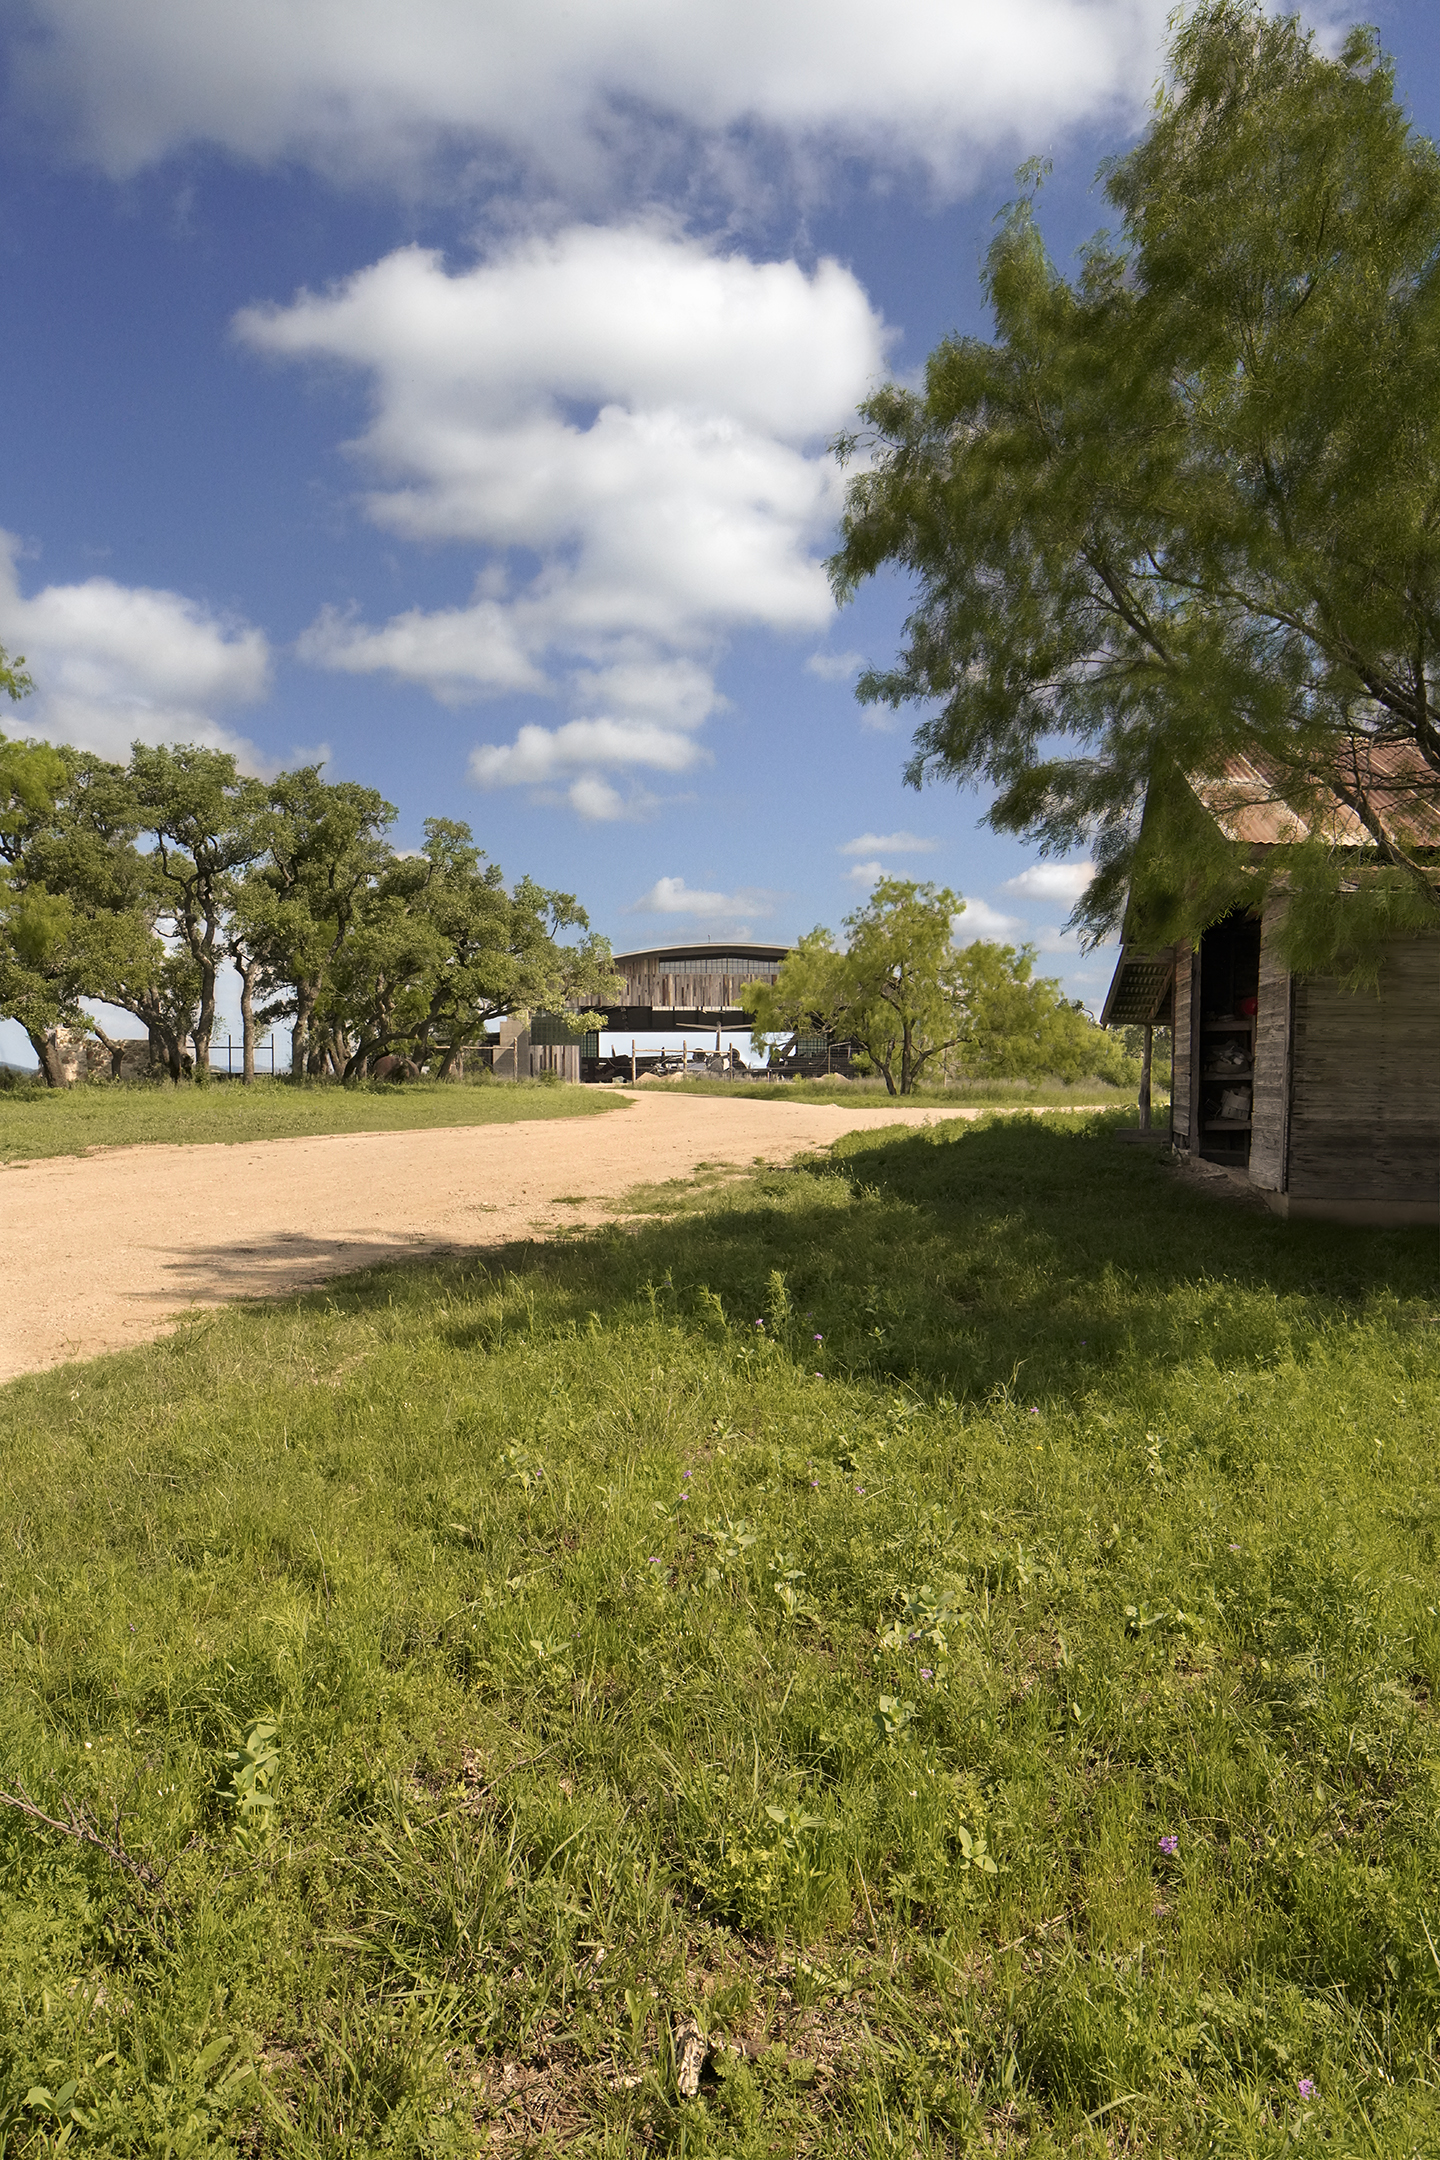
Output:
[
  {"xmin": 1172, "ymin": 944, "xmax": 1193, "ymax": 1148},
  {"xmin": 1287, "ymin": 938, "xmax": 1440, "ymax": 1201},
  {"xmin": 1248, "ymin": 901, "xmax": 1292, "ymax": 1191},
  {"xmin": 622, "ymin": 969, "xmax": 769, "ymax": 1010}
]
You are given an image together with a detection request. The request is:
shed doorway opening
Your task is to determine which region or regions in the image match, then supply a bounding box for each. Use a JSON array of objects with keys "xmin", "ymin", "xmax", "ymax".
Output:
[{"xmin": 1197, "ymin": 910, "xmax": 1262, "ymax": 1169}]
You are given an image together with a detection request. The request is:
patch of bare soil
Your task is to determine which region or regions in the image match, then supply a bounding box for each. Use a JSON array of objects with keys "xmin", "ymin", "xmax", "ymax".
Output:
[{"xmin": 0, "ymin": 1092, "xmax": 1109, "ymax": 1381}]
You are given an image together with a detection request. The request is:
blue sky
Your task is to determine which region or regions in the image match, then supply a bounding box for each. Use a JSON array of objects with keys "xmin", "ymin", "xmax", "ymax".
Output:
[{"xmin": 0, "ymin": 0, "xmax": 1435, "ymax": 1063}]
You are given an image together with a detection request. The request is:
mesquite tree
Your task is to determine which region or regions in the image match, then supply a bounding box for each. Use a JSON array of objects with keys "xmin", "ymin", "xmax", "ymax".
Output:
[{"xmin": 831, "ymin": 3, "xmax": 1440, "ymax": 974}]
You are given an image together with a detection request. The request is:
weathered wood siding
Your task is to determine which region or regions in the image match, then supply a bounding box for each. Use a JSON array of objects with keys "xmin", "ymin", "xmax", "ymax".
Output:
[
  {"xmin": 1172, "ymin": 943, "xmax": 1193, "ymax": 1148},
  {"xmin": 1248, "ymin": 900, "xmax": 1292, "ymax": 1191},
  {"xmin": 1287, "ymin": 939, "xmax": 1440, "ymax": 1201},
  {"xmin": 619, "ymin": 967, "xmax": 776, "ymax": 1011}
]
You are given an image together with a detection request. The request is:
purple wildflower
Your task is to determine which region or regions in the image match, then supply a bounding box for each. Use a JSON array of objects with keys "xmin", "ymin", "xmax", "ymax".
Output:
[
  {"xmin": 1297, "ymin": 2079, "xmax": 1315, "ymax": 2100},
  {"xmin": 919, "ymin": 1668, "xmax": 933, "ymax": 1682},
  {"xmin": 813, "ymin": 1332, "xmax": 823, "ymax": 1343},
  {"xmin": 1158, "ymin": 1834, "xmax": 1178, "ymax": 1856}
]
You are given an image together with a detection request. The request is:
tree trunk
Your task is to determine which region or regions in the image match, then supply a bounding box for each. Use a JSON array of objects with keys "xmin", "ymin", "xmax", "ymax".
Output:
[
  {"xmin": 239, "ymin": 963, "xmax": 256, "ymax": 1085},
  {"xmin": 193, "ymin": 969, "xmax": 215, "ymax": 1077},
  {"xmin": 26, "ymin": 1028, "xmax": 71, "ymax": 1087},
  {"xmin": 1138, "ymin": 1022, "xmax": 1153, "ymax": 1132},
  {"xmin": 90, "ymin": 1022, "xmax": 128, "ymax": 1081},
  {"xmin": 291, "ymin": 982, "xmax": 316, "ymax": 1079},
  {"xmin": 343, "ymin": 1037, "xmax": 382, "ymax": 1083}
]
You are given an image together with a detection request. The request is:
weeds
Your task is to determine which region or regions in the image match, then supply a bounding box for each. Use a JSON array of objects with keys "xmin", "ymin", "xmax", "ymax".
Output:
[{"xmin": 0, "ymin": 1111, "xmax": 1436, "ymax": 2154}]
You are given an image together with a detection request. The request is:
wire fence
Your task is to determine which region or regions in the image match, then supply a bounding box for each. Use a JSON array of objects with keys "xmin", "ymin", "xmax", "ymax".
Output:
[{"xmin": 210, "ymin": 1036, "xmax": 283, "ymax": 1076}]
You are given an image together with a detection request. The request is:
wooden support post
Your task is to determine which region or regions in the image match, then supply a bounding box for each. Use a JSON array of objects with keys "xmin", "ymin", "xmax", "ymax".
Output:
[
  {"xmin": 1138, "ymin": 1022, "xmax": 1153, "ymax": 1132},
  {"xmin": 631, "ymin": 1038, "xmax": 636, "ymax": 1084}
]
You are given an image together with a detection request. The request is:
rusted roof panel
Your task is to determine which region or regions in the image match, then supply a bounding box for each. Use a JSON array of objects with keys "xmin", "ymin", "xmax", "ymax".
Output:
[{"xmin": 1189, "ymin": 742, "xmax": 1440, "ymax": 851}]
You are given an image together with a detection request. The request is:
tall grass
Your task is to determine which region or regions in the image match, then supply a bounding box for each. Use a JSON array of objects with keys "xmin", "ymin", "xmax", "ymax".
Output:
[
  {"xmin": 0, "ymin": 1113, "xmax": 1436, "ymax": 2155},
  {"xmin": 639, "ymin": 1073, "xmax": 1163, "ymax": 1111},
  {"xmin": 0, "ymin": 1074, "xmax": 617, "ymax": 1163}
]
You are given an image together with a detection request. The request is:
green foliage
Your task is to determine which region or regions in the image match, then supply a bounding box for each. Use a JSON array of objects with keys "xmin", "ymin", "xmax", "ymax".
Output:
[
  {"xmin": 222, "ymin": 1719, "xmax": 280, "ymax": 1838},
  {"xmin": 0, "ymin": 731, "xmax": 622, "ymax": 1088},
  {"xmin": 745, "ymin": 879, "xmax": 972, "ymax": 1095},
  {"xmin": 317, "ymin": 819, "xmax": 621, "ymax": 1081},
  {"xmin": 1, "ymin": 1115, "xmax": 1437, "ymax": 2151},
  {"xmin": 746, "ymin": 880, "xmax": 1137, "ymax": 1091},
  {"xmin": 0, "ymin": 638, "xmax": 33, "ymax": 706},
  {"xmin": 949, "ymin": 939, "xmax": 1137, "ymax": 1084},
  {"xmin": 831, "ymin": 3, "xmax": 1440, "ymax": 973},
  {"xmin": 127, "ymin": 742, "xmax": 269, "ymax": 1074}
]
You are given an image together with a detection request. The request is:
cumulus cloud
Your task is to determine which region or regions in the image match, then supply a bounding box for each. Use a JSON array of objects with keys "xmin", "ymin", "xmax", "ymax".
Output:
[
  {"xmin": 844, "ymin": 859, "xmax": 885, "ymax": 889},
  {"xmin": 468, "ymin": 718, "xmax": 709, "ymax": 788},
  {"xmin": 1001, "ymin": 860, "xmax": 1095, "ymax": 903},
  {"xmin": 238, "ymin": 223, "xmax": 887, "ymax": 813},
  {"xmin": 630, "ymin": 875, "xmax": 776, "ymax": 918},
  {"xmin": 16, "ymin": 1, "xmax": 1172, "ymax": 196},
  {"xmin": 806, "ymin": 649, "xmax": 865, "ymax": 682},
  {"xmin": 952, "ymin": 896, "xmax": 1026, "ymax": 944},
  {"xmin": 0, "ymin": 531, "xmax": 271, "ymax": 766},
  {"xmin": 297, "ymin": 598, "xmax": 544, "ymax": 701},
  {"xmin": 838, "ymin": 830, "xmax": 937, "ymax": 857}
]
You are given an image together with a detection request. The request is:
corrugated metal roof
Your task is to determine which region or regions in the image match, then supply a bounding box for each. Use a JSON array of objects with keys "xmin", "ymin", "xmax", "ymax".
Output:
[
  {"xmin": 1101, "ymin": 950, "xmax": 1175, "ymax": 1028},
  {"xmin": 610, "ymin": 941, "xmax": 790, "ymax": 969},
  {"xmin": 1189, "ymin": 741, "xmax": 1440, "ymax": 851}
]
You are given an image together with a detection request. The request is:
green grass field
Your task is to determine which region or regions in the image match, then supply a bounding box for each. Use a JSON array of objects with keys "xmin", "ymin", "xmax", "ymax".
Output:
[
  {"xmin": 642, "ymin": 1075, "xmax": 1164, "ymax": 1112},
  {"xmin": 0, "ymin": 1075, "xmax": 618, "ymax": 1163},
  {"xmin": 1, "ymin": 1114, "xmax": 1436, "ymax": 2156}
]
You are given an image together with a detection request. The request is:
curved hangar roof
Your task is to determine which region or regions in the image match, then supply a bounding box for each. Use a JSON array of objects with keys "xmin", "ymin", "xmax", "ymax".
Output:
[
  {"xmin": 600, "ymin": 941, "xmax": 790, "ymax": 1024},
  {"xmin": 610, "ymin": 940, "xmax": 789, "ymax": 973}
]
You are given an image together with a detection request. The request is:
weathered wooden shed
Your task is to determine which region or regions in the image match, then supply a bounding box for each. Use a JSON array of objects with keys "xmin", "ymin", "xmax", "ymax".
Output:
[{"xmin": 1103, "ymin": 749, "xmax": 1440, "ymax": 1226}]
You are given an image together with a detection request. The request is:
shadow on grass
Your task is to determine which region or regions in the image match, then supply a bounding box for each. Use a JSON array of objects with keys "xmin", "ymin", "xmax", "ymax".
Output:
[
  {"xmin": 147, "ymin": 1227, "xmax": 476, "ymax": 1306},
  {"xmin": 291, "ymin": 1111, "xmax": 1437, "ymax": 1410}
]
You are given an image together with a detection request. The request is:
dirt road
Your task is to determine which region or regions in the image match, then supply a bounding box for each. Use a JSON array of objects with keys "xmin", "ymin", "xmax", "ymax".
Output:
[{"xmin": 0, "ymin": 1092, "xmax": 1102, "ymax": 1381}]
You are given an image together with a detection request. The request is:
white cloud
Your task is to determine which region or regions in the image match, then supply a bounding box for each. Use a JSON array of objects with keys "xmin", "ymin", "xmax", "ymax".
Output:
[
  {"xmin": 17, "ymin": 2, "xmax": 1173, "ymax": 196},
  {"xmin": 468, "ymin": 718, "xmax": 708, "ymax": 788},
  {"xmin": 952, "ymin": 896, "xmax": 1026, "ymax": 944},
  {"xmin": 844, "ymin": 859, "xmax": 885, "ymax": 888},
  {"xmin": 0, "ymin": 531, "xmax": 272, "ymax": 766},
  {"xmin": 1001, "ymin": 860, "xmax": 1095, "ymax": 903},
  {"xmin": 839, "ymin": 829, "xmax": 937, "ymax": 857},
  {"xmin": 806, "ymin": 649, "xmax": 865, "ymax": 682},
  {"xmin": 239, "ymin": 223, "xmax": 887, "ymax": 814},
  {"xmin": 297, "ymin": 597, "xmax": 544, "ymax": 701},
  {"xmin": 630, "ymin": 875, "xmax": 775, "ymax": 918},
  {"xmin": 566, "ymin": 775, "xmax": 627, "ymax": 823}
]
